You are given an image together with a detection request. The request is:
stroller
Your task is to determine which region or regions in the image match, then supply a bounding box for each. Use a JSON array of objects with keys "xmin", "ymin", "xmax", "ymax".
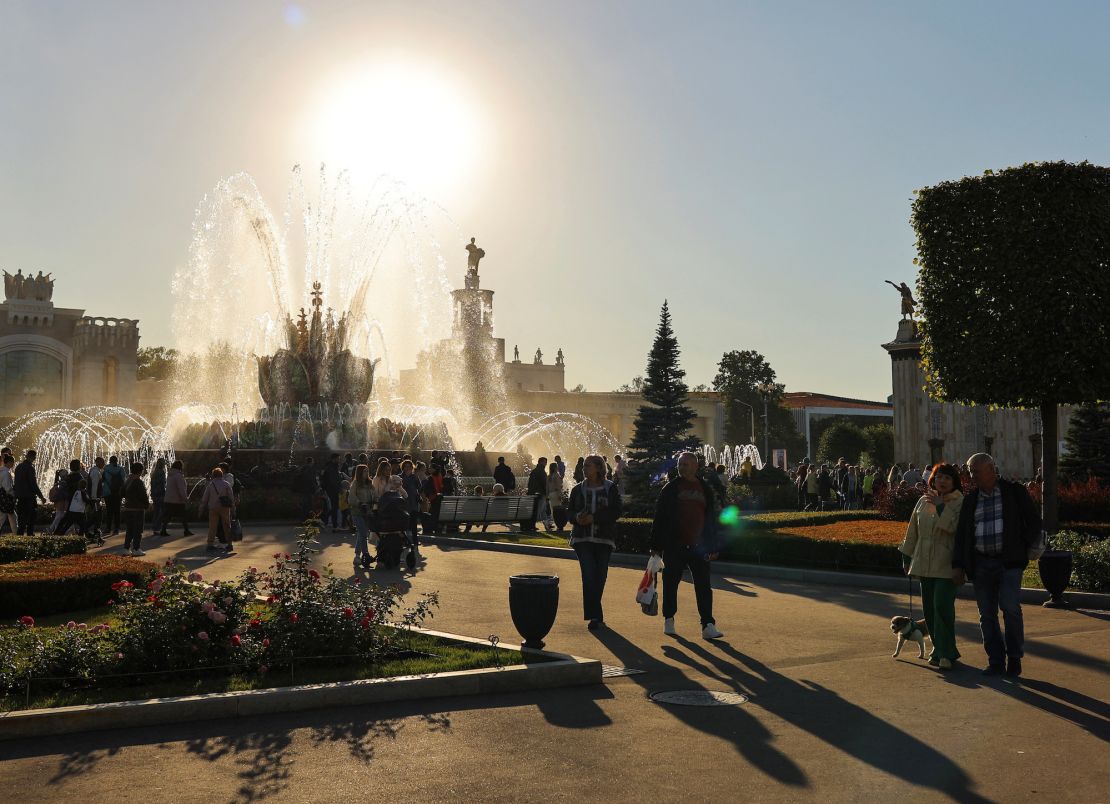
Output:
[{"xmin": 374, "ymin": 488, "xmax": 414, "ymax": 571}]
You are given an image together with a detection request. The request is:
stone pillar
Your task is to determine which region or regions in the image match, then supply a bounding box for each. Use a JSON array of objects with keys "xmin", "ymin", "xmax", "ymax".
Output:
[{"xmin": 882, "ymin": 319, "xmax": 926, "ymax": 466}]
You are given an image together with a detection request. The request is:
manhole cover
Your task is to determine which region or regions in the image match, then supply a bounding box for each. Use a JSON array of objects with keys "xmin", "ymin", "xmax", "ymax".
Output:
[
  {"xmin": 602, "ymin": 665, "xmax": 646, "ymax": 678},
  {"xmin": 649, "ymin": 690, "xmax": 749, "ymax": 707}
]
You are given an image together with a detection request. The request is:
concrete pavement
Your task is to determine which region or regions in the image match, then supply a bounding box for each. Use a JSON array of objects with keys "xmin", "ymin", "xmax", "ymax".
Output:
[{"xmin": 1, "ymin": 524, "xmax": 1107, "ymax": 802}]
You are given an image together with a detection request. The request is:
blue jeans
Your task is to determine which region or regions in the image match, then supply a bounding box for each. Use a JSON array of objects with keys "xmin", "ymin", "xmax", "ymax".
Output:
[
  {"xmin": 352, "ymin": 513, "xmax": 370, "ymax": 562},
  {"xmin": 972, "ymin": 555, "xmax": 1024, "ymax": 666},
  {"xmin": 573, "ymin": 541, "xmax": 612, "ymax": 621}
]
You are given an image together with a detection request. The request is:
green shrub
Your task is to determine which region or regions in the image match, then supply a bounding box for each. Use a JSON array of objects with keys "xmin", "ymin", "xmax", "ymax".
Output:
[
  {"xmin": 742, "ymin": 511, "xmax": 885, "ymax": 529},
  {"xmin": 1072, "ymin": 538, "xmax": 1110, "ymax": 593},
  {"xmin": 0, "ymin": 535, "xmax": 87, "ymax": 563},
  {"xmin": 0, "ymin": 556, "xmax": 155, "ymax": 617}
]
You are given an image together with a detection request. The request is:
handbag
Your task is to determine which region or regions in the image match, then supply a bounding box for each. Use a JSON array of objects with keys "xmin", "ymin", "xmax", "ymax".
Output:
[{"xmin": 230, "ymin": 518, "xmax": 243, "ymax": 542}]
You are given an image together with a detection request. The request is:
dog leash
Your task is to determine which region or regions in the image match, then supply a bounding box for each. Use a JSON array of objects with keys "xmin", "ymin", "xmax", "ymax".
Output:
[{"xmin": 908, "ymin": 574, "xmax": 914, "ymax": 621}]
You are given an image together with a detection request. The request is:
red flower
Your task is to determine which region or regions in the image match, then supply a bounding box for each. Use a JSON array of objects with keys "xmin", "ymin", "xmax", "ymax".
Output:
[
  {"xmin": 265, "ymin": 595, "xmax": 276, "ymax": 604},
  {"xmin": 342, "ymin": 607, "xmax": 354, "ymax": 618},
  {"xmin": 359, "ymin": 617, "xmax": 370, "ymax": 630},
  {"xmin": 366, "ymin": 609, "xmax": 376, "ymax": 620},
  {"xmin": 111, "ymin": 580, "xmax": 134, "ymax": 592},
  {"xmin": 147, "ymin": 595, "xmax": 157, "ymax": 603},
  {"xmin": 273, "ymin": 552, "xmax": 282, "ymax": 559},
  {"xmin": 230, "ymin": 635, "xmax": 242, "ymax": 647},
  {"xmin": 284, "ymin": 553, "xmax": 291, "ymax": 560},
  {"xmin": 290, "ymin": 613, "xmax": 299, "ymax": 623},
  {"xmin": 18, "ymin": 615, "xmax": 34, "ymax": 627},
  {"xmin": 249, "ymin": 618, "xmax": 262, "ymax": 628},
  {"xmin": 308, "ymin": 569, "xmax": 320, "ymax": 580},
  {"xmin": 262, "ymin": 638, "xmax": 270, "ymax": 648}
]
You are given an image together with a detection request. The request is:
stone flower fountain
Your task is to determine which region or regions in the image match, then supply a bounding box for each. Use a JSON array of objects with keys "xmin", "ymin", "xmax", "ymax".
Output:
[{"xmin": 256, "ymin": 282, "xmax": 380, "ymax": 407}]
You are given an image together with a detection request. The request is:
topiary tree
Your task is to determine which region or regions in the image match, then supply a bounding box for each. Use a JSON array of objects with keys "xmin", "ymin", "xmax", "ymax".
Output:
[
  {"xmin": 912, "ymin": 161, "xmax": 1110, "ymax": 532},
  {"xmin": 863, "ymin": 423, "xmax": 895, "ymax": 468},
  {"xmin": 626, "ymin": 301, "xmax": 699, "ymax": 510},
  {"xmin": 815, "ymin": 421, "xmax": 868, "ymax": 465},
  {"xmin": 1060, "ymin": 403, "xmax": 1110, "ymax": 483}
]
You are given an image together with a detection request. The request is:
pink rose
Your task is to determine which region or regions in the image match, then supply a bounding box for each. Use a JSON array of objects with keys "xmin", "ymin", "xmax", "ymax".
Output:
[
  {"xmin": 66, "ymin": 620, "xmax": 77, "ymax": 629},
  {"xmin": 202, "ymin": 601, "xmax": 216, "ymax": 613},
  {"xmin": 230, "ymin": 635, "xmax": 242, "ymax": 647},
  {"xmin": 208, "ymin": 611, "xmax": 227, "ymax": 624},
  {"xmin": 18, "ymin": 615, "xmax": 34, "ymax": 627},
  {"xmin": 197, "ymin": 631, "xmax": 209, "ymax": 641},
  {"xmin": 150, "ymin": 580, "xmax": 163, "ymax": 594},
  {"xmin": 77, "ymin": 623, "xmax": 87, "ymax": 630},
  {"xmin": 115, "ymin": 652, "xmax": 124, "ymax": 659},
  {"xmin": 188, "ymin": 572, "xmax": 203, "ymax": 582},
  {"xmin": 222, "ymin": 596, "xmax": 233, "ymax": 606}
]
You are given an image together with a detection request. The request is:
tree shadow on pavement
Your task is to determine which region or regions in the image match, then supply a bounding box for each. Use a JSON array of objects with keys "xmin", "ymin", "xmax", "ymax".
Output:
[
  {"xmin": 989, "ymin": 677, "xmax": 1110, "ymax": 742},
  {"xmin": 667, "ymin": 635, "xmax": 993, "ymax": 803},
  {"xmin": 592, "ymin": 626, "xmax": 809, "ymax": 788}
]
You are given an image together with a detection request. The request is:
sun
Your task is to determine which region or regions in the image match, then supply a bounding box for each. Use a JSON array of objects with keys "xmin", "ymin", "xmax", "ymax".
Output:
[{"xmin": 308, "ymin": 60, "xmax": 485, "ymax": 196}]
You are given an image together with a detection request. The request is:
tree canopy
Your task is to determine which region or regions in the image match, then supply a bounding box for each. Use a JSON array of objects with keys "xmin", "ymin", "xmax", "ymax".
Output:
[
  {"xmin": 912, "ymin": 161, "xmax": 1110, "ymax": 531},
  {"xmin": 713, "ymin": 349, "xmax": 805, "ymax": 459},
  {"xmin": 137, "ymin": 346, "xmax": 179, "ymax": 381},
  {"xmin": 1060, "ymin": 403, "xmax": 1110, "ymax": 482}
]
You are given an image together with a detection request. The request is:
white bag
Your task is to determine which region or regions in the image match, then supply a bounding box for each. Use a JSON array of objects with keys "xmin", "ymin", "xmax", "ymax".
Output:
[{"xmin": 646, "ymin": 553, "xmax": 664, "ymax": 574}]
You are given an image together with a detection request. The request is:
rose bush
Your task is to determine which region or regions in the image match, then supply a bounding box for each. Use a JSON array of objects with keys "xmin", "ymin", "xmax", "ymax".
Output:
[{"xmin": 1, "ymin": 522, "xmax": 439, "ymax": 697}]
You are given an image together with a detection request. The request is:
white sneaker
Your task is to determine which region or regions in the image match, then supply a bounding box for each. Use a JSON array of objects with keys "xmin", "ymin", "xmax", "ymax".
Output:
[
  {"xmin": 663, "ymin": 617, "xmax": 676, "ymax": 636},
  {"xmin": 133, "ymin": 549, "xmax": 146, "ymax": 557},
  {"xmin": 126, "ymin": 548, "xmax": 135, "ymax": 556},
  {"xmin": 702, "ymin": 623, "xmax": 723, "ymax": 640}
]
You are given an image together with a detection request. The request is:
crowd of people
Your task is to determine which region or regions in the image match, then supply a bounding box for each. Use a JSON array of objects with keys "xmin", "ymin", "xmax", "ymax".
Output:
[{"xmin": 0, "ymin": 446, "xmax": 238, "ymax": 556}]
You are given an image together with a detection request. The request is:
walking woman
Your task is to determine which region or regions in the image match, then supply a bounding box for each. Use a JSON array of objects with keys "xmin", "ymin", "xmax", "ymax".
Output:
[
  {"xmin": 546, "ymin": 462, "xmax": 566, "ymax": 532},
  {"xmin": 162, "ymin": 459, "xmax": 193, "ymax": 536},
  {"xmin": 0, "ymin": 453, "xmax": 17, "ymax": 535},
  {"xmin": 349, "ymin": 464, "xmax": 375, "ymax": 570},
  {"xmin": 122, "ymin": 462, "xmax": 151, "ymax": 556},
  {"xmin": 898, "ymin": 462, "xmax": 965, "ymax": 670},
  {"xmin": 568, "ymin": 455, "xmax": 622, "ymax": 630},
  {"xmin": 200, "ymin": 467, "xmax": 234, "ymax": 554}
]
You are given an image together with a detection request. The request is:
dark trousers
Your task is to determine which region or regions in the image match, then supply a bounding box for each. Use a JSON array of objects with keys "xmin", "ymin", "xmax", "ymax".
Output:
[
  {"xmin": 972, "ymin": 555, "xmax": 1024, "ymax": 666},
  {"xmin": 661, "ymin": 545, "xmax": 715, "ymax": 626},
  {"xmin": 105, "ymin": 494, "xmax": 122, "ymax": 533},
  {"xmin": 152, "ymin": 498, "xmax": 165, "ymax": 532},
  {"xmin": 56, "ymin": 511, "xmax": 86, "ymax": 535},
  {"xmin": 124, "ymin": 510, "xmax": 144, "ymax": 551},
  {"xmin": 16, "ymin": 497, "xmax": 37, "ymax": 535},
  {"xmin": 573, "ymin": 541, "xmax": 613, "ymax": 621},
  {"xmin": 326, "ymin": 490, "xmax": 340, "ymax": 527}
]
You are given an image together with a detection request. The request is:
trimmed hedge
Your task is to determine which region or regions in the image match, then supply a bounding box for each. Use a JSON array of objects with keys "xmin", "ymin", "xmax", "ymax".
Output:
[
  {"xmin": 0, "ymin": 556, "xmax": 156, "ymax": 618},
  {"xmin": 0, "ymin": 536, "xmax": 87, "ymax": 564}
]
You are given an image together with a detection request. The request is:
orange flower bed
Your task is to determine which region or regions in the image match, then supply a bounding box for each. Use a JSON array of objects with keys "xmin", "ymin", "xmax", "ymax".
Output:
[
  {"xmin": 0, "ymin": 555, "xmax": 156, "ymax": 618},
  {"xmin": 772, "ymin": 520, "xmax": 907, "ymax": 546}
]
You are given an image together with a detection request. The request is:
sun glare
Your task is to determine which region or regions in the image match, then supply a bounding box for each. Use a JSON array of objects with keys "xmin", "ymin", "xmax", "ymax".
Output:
[{"xmin": 309, "ymin": 61, "xmax": 485, "ymax": 196}]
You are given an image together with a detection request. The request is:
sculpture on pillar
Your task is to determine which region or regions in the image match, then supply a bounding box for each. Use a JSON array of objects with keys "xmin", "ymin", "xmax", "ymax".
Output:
[
  {"xmin": 465, "ymin": 237, "xmax": 485, "ymax": 274},
  {"xmin": 555, "ymin": 348, "xmax": 564, "ymax": 366},
  {"xmin": 534, "ymin": 348, "xmax": 543, "ymax": 365},
  {"xmin": 513, "ymin": 345, "xmax": 520, "ymax": 362},
  {"xmin": 885, "ymin": 280, "xmax": 917, "ymax": 320}
]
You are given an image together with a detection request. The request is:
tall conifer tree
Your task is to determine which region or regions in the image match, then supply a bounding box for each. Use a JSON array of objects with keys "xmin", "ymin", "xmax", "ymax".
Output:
[
  {"xmin": 1060, "ymin": 402, "xmax": 1110, "ymax": 482},
  {"xmin": 626, "ymin": 301, "xmax": 699, "ymax": 509}
]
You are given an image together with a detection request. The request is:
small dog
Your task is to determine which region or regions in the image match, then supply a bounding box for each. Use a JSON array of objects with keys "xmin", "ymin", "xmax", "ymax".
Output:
[{"xmin": 890, "ymin": 616, "xmax": 930, "ymax": 659}]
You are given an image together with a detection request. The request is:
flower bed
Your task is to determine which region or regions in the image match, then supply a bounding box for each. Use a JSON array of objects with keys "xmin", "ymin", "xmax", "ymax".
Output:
[
  {"xmin": 771, "ymin": 521, "xmax": 907, "ymax": 545},
  {"xmin": 0, "ymin": 555, "xmax": 156, "ymax": 618},
  {"xmin": 0, "ymin": 524, "xmax": 444, "ymax": 706}
]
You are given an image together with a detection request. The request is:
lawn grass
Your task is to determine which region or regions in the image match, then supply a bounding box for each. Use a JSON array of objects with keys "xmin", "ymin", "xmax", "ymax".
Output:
[
  {"xmin": 770, "ymin": 521, "xmax": 907, "ymax": 545},
  {"xmin": 3, "ymin": 630, "xmax": 526, "ymax": 712}
]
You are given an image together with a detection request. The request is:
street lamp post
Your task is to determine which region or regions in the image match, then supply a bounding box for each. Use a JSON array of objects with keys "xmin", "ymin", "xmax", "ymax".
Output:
[
  {"xmin": 756, "ymin": 382, "xmax": 777, "ymax": 461},
  {"xmin": 735, "ymin": 400, "xmax": 756, "ymax": 444}
]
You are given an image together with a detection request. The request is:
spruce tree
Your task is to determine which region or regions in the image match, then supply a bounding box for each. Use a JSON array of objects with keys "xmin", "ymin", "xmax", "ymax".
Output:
[
  {"xmin": 1060, "ymin": 402, "xmax": 1110, "ymax": 482},
  {"xmin": 626, "ymin": 301, "xmax": 699, "ymax": 510}
]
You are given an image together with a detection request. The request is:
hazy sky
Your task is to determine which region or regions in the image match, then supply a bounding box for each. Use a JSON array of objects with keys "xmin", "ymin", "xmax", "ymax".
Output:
[{"xmin": 3, "ymin": 1, "xmax": 1109, "ymax": 402}]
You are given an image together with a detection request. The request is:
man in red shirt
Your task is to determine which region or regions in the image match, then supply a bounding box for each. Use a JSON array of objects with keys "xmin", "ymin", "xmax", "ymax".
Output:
[{"xmin": 650, "ymin": 452, "xmax": 723, "ymax": 639}]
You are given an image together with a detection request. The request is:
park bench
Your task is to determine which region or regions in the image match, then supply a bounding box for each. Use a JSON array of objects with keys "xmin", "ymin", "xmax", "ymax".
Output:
[{"xmin": 434, "ymin": 494, "xmax": 539, "ymax": 530}]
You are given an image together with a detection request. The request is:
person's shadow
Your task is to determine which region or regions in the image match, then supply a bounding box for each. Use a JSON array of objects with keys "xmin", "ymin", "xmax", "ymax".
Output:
[
  {"xmin": 669, "ymin": 635, "xmax": 992, "ymax": 802},
  {"xmin": 593, "ymin": 626, "xmax": 808, "ymax": 787}
]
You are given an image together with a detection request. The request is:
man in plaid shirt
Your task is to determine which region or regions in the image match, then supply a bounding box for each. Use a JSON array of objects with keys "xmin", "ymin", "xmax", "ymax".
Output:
[{"xmin": 953, "ymin": 453, "xmax": 1041, "ymax": 678}]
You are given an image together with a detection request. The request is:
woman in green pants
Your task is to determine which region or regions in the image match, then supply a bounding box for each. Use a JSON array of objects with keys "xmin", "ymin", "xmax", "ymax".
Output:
[{"xmin": 899, "ymin": 463, "xmax": 965, "ymax": 670}]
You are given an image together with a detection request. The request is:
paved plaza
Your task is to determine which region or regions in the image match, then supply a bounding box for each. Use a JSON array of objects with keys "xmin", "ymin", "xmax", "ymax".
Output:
[{"xmin": 1, "ymin": 526, "xmax": 1108, "ymax": 802}]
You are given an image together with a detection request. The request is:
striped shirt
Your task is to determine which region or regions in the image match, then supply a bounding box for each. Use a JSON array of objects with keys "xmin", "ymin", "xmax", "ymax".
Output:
[{"xmin": 974, "ymin": 487, "xmax": 1005, "ymax": 555}]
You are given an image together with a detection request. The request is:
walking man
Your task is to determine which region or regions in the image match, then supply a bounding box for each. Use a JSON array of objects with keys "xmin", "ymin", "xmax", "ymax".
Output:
[
  {"xmin": 14, "ymin": 449, "xmax": 47, "ymax": 536},
  {"xmin": 650, "ymin": 452, "xmax": 723, "ymax": 640},
  {"xmin": 953, "ymin": 453, "xmax": 1041, "ymax": 677},
  {"xmin": 102, "ymin": 455, "xmax": 127, "ymax": 536}
]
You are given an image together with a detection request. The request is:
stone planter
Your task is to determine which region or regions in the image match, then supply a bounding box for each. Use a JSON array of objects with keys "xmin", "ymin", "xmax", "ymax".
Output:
[
  {"xmin": 1039, "ymin": 550, "xmax": 1073, "ymax": 608},
  {"xmin": 509, "ymin": 574, "xmax": 559, "ymax": 649}
]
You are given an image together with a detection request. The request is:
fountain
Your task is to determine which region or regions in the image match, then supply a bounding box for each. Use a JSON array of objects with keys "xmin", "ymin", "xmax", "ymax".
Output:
[
  {"xmin": 700, "ymin": 444, "xmax": 764, "ymax": 476},
  {"xmin": 0, "ymin": 407, "xmax": 174, "ymax": 473}
]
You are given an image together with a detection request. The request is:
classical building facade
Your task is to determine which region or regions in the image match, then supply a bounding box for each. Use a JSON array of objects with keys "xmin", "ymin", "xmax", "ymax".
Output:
[
  {"xmin": 0, "ymin": 272, "xmax": 142, "ymax": 416},
  {"xmin": 398, "ymin": 249, "xmax": 723, "ymax": 450},
  {"xmin": 882, "ymin": 318, "xmax": 1069, "ymax": 477}
]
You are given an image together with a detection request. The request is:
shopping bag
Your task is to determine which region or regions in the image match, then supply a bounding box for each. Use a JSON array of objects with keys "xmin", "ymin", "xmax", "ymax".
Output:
[
  {"xmin": 639, "ymin": 575, "xmax": 659, "ymax": 616},
  {"xmin": 646, "ymin": 553, "xmax": 664, "ymax": 574},
  {"xmin": 230, "ymin": 519, "xmax": 243, "ymax": 542}
]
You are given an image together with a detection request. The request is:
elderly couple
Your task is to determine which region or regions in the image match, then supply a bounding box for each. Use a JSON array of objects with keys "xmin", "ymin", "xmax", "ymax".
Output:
[
  {"xmin": 899, "ymin": 453, "xmax": 1042, "ymax": 677},
  {"xmin": 567, "ymin": 452, "xmax": 723, "ymax": 640}
]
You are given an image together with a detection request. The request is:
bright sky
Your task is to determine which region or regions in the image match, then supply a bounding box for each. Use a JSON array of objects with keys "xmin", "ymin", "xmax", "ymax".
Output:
[{"xmin": 3, "ymin": 1, "xmax": 1109, "ymax": 402}]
